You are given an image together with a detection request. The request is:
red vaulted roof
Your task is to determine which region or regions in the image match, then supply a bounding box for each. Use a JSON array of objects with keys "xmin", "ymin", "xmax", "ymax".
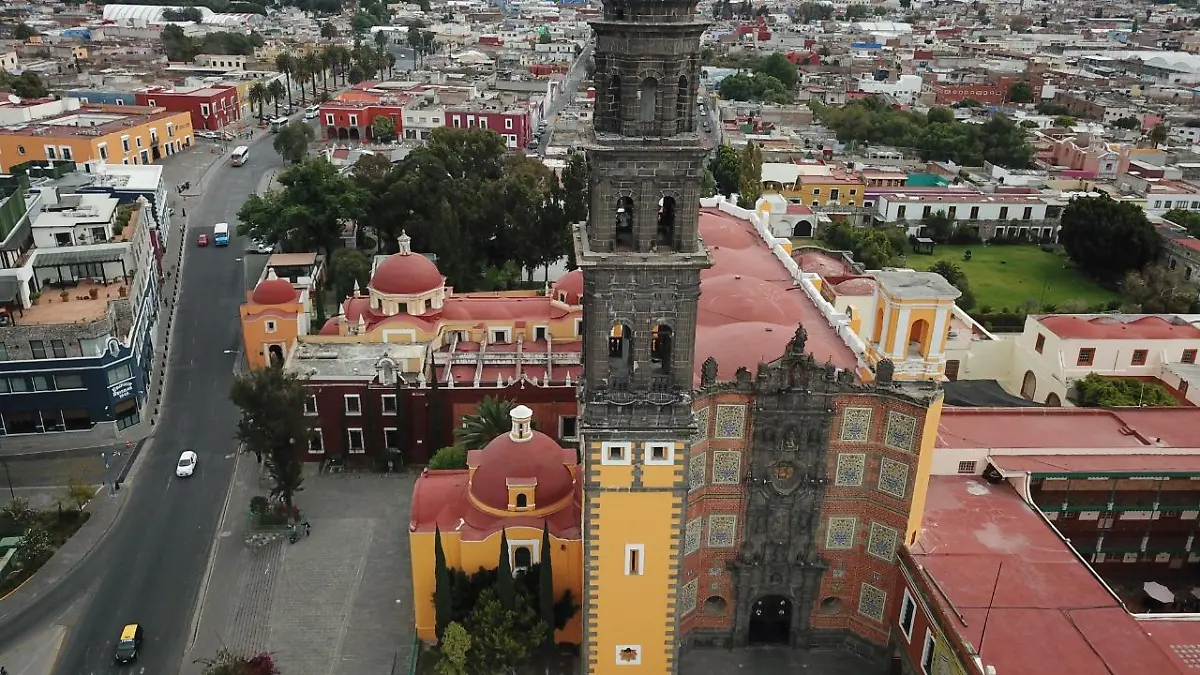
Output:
[
  {"xmin": 250, "ymin": 278, "xmax": 298, "ymax": 305},
  {"xmin": 1036, "ymin": 315, "xmax": 1200, "ymax": 340},
  {"xmin": 370, "ymin": 251, "xmax": 444, "ymax": 295}
]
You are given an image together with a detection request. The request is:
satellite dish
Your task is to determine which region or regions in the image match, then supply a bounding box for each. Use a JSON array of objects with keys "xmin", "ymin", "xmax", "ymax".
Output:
[{"xmin": 7, "ymin": 94, "xmax": 20, "ymax": 104}]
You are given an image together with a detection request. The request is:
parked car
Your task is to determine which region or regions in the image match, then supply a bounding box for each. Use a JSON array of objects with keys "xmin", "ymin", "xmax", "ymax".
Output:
[
  {"xmin": 197, "ymin": 233, "xmax": 209, "ymax": 247},
  {"xmin": 246, "ymin": 239, "xmax": 274, "ymax": 255},
  {"xmin": 176, "ymin": 450, "xmax": 198, "ymax": 478}
]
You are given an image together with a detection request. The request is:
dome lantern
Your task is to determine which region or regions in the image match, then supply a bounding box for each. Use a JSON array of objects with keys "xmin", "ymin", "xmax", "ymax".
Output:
[{"xmin": 509, "ymin": 404, "xmax": 534, "ymax": 442}]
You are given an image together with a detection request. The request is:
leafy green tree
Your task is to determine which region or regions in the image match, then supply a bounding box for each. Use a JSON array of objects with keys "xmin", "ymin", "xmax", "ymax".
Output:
[
  {"xmin": 560, "ymin": 152, "xmax": 589, "ymax": 224},
  {"xmin": 1164, "ymin": 208, "xmax": 1200, "ymax": 237},
  {"xmin": 435, "ymin": 622, "xmax": 471, "ymax": 675},
  {"xmin": 16, "ymin": 524, "xmax": 52, "ymax": 568},
  {"xmin": 497, "ymin": 529, "xmax": 515, "ymax": 609},
  {"xmin": 1150, "ymin": 123, "xmax": 1169, "ymax": 148},
  {"xmin": 370, "ymin": 115, "xmax": 396, "ymax": 142},
  {"xmin": 329, "ymin": 248, "xmax": 372, "ymax": 301},
  {"xmin": 1058, "ymin": 195, "xmax": 1161, "ymax": 283},
  {"xmin": 2, "ymin": 498, "xmax": 34, "ymax": 530},
  {"xmin": 238, "ymin": 158, "xmax": 367, "ymax": 259},
  {"xmin": 736, "ymin": 141, "xmax": 763, "ymax": 208},
  {"xmin": 465, "ymin": 588, "xmax": 547, "ymax": 674},
  {"xmin": 428, "ymin": 446, "xmax": 468, "ymax": 470},
  {"xmin": 928, "ymin": 260, "xmax": 975, "ymax": 309},
  {"xmin": 1121, "ymin": 264, "xmax": 1199, "ymax": 314},
  {"xmin": 434, "ymin": 525, "xmax": 452, "ymax": 641},
  {"xmin": 1112, "ymin": 116, "xmax": 1141, "ymax": 130},
  {"xmin": 13, "ymin": 23, "xmax": 38, "ymax": 40},
  {"xmin": 709, "ymin": 144, "xmax": 740, "ymax": 196},
  {"xmin": 1007, "ymin": 80, "xmax": 1034, "ymax": 103},
  {"xmin": 0, "ymin": 71, "xmax": 49, "ymax": 99},
  {"xmin": 272, "ymin": 121, "xmax": 314, "ymax": 163},
  {"xmin": 538, "ymin": 523, "xmax": 554, "ymax": 643},
  {"xmin": 454, "ymin": 396, "xmax": 515, "ymax": 451},
  {"xmin": 920, "ymin": 210, "xmax": 953, "ymax": 243},
  {"xmin": 700, "ymin": 167, "xmax": 717, "ymax": 198},
  {"xmin": 754, "ymin": 52, "xmax": 799, "ymax": 90},
  {"xmin": 490, "ymin": 154, "xmax": 570, "ymax": 278},
  {"xmin": 1075, "ymin": 374, "xmax": 1177, "ymax": 407},
  {"xmin": 320, "ymin": 22, "xmax": 337, "ymax": 39},
  {"xmin": 1053, "ymin": 115, "xmax": 1076, "ymax": 128},
  {"xmin": 820, "ymin": 221, "xmax": 901, "ymax": 269},
  {"xmin": 230, "ymin": 366, "xmax": 307, "ymax": 521}
]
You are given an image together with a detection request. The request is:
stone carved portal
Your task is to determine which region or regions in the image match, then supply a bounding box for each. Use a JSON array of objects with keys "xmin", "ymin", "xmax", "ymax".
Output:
[{"xmin": 730, "ymin": 326, "xmax": 847, "ymax": 649}]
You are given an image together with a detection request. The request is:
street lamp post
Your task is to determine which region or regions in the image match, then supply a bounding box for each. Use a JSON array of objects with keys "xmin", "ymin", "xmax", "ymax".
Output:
[
  {"xmin": 102, "ymin": 451, "xmax": 114, "ymax": 497},
  {"xmin": 1, "ymin": 458, "xmax": 13, "ymax": 501}
]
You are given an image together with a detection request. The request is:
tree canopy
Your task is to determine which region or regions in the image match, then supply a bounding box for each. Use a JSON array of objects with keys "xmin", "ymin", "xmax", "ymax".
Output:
[
  {"xmin": 161, "ymin": 24, "xmax": 264, "ymax": 61},
  {"xmin": 272, "ymin": 121, "xmax": 315, "ymax": 164},
  {"xmin": 237, "ymin": 158, "xmax": 367, "ymax": 258},
  {"xmin": 1058, "ymin": 195, "xmax": 1162, "ymax": 283},
  {"xmin": 229, "ymin": 366, "xmax": 307, "ymax": 517},
  {"xmin": 1075, "ymin": 374, "xmax": 1178, "ymax": 408},
  {"xmin": 717, "ymin": 53, "xmax": 798, "ymax": 103},
  {"xmin": 814, "ymin": 97, "xmax": 1034, "ymax": 168},
  {"xmin": 0, "ymin": 71, "xmax": 48, "ymax": 99},
  {"xmin": 454, "ymin": 396, "xmax": 515, "ymax": 451}
]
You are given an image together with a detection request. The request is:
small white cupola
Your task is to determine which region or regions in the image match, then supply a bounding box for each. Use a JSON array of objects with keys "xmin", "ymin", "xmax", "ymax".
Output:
[
  {"xmin": 397, "ymin": 230, "xmax": 412, "ymax": 256},
  {"xmin": 266, "ymin": 268, "xmax": 279, "ymax": 281},
  {"xmin": 509, "ymin": 404, "xmax": 534, "ymax": 442}
]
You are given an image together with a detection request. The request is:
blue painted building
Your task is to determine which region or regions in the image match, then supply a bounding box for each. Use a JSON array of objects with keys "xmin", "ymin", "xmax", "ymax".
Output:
[{"xmin": 64, "ymin": 89, "xmax": 139, "ymax": 106}]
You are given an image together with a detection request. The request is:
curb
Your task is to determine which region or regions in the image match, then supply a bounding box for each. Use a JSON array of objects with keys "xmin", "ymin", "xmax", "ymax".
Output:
[{"xmin": 186, "ymin": 448, "xmax": 243, "ymax": 651}]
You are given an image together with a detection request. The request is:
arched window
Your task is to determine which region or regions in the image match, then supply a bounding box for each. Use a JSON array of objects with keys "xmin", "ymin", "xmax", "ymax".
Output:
[
  {"xmin": 514, "ymin": 546, "xmax": 532, "ymax": 570},
  {"xmin": 639, "ymin": 78, "xmax": 658, "ymax": 125},
  {"xmin": 607, "ymin": 74, "xmax": 622, "ymax": 132},
  {"xmin": 657, "ymin": 196, "xmax": 676, "ymax": 247},
  {"xmin": 675, "ymin": 76, "xmax": 689, "ymax": 132},
  {"xmin": 615, "ymin": 196, "xmax": 635, "ymax": 251},
  {"xmin": 268, "ymin": 344, "xmax": 284, "ymax": 366},
  {"xmin": 609, "ymin": 321, "xmax": 634, "ymax": 374},
  {"xmin": 515, "ymin": 493, "xmax": 528, "ymax": 509},
  {"xmin": 650, "ymin": 324, "xmax": 673, "ymax": 374}
]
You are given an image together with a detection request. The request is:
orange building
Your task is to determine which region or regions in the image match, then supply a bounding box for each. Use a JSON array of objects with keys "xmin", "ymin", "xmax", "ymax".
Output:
[
  {"xmin": 240, "ymin": 270, "xmax": 306, "ymax": 368},
  {"xmin": 0, "ymin": 99, "xmax": 194, "ymax": 171},
  {"xmin": 408, "ymin": 405, "xmax": 584, "ymax": 643}
]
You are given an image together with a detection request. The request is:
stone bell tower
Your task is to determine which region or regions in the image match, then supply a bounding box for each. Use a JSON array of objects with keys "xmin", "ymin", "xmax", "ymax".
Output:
[{"xmin": 573, "ymin": 0, "xmax": 711, "ymax": 670}]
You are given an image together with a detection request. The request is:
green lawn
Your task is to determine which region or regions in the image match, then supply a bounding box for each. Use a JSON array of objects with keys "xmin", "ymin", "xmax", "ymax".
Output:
[{"xmin": 902, "ymin": 244, "xmax": 1118, "ymax": 311}]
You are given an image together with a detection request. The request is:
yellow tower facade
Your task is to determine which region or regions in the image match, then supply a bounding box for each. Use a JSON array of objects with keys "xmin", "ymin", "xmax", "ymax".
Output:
[
  {"xmin": 575, "ymin": 0, "xmax": 712, "ymax": 666},
  {"xmin": 865, "ymin": 270, "xmax": 961, "ymax": 381}
]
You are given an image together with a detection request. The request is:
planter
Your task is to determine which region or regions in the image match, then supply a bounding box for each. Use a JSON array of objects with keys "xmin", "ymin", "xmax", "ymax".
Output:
[
  {"xmin": 59, "ymin": 291, "xmax": 69, "ymax": 302},
  {"xmin": 118, "ymin": 286, "xmax": 128, "ymax": 298},
  {"xmin": 88, "ymin": 288, "xmax": 99, "ymax": 300}
]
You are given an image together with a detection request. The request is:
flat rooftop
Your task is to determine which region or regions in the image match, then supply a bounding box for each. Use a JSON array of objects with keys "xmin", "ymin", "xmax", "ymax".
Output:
[
  {"xmin": 913, "ymin": 476, "xmax": 1185, "ymax": 675},
  {"xmin": 14, "ymin": 279, "xmax": 126, "ymax": 326},
  {"xmin": 287, "ymin": 341, "xmax": 426, "ymax": 380},
  {"xmin": 0, "ymin": 106, "xmax": 185, "ymax": 140},
  {"xmin": 937, "ymin": 407, "xmax": 1200, "ymax": 450}
]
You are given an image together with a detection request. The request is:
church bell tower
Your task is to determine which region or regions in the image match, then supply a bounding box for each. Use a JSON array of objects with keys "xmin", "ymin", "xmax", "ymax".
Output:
[{"xmin": 574, "ymin": 0, "xmax": 711, "ymax": 670}]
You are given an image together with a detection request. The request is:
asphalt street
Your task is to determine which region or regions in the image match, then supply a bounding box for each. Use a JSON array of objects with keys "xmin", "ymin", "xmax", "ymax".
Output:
[
  {"xmin": 44, "ymin": 142, "xmax": 282, "ymax": 675},
  {"xmin": 538, "ymin": 42, "xmax": 592, "ymax": 156}
]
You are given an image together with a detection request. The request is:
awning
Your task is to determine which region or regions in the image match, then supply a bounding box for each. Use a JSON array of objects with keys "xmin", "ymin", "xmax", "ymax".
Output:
[
  {"xmin": 0, "ymin": 277, "xmax": 19, "ymax": 303},
  {"xmin": 943, "ymin": 380, "xmax": 1045, "ymax": 407},
  {"xmin": 33, "ymin": 247, "xmax": 126, "ymax": 267}
]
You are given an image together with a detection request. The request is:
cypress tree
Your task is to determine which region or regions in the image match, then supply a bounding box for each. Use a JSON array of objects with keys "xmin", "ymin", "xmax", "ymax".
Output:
[
  {"xmin": 497, "ymin": 528, "xmax": 515, "ymax": 609},
  {"xmin": 538, "ymin": 522, "xmax": 555, "ymax": 642},
  {"xmin": 433, "ymin": 525, "xmax": 451, "ymax": 642}
]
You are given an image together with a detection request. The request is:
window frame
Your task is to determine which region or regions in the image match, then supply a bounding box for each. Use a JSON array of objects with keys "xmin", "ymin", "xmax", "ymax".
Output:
[
  {"xmin": 384, "ymin": 426, "xmax": 399, "ymax": 449},
  {"xmin": 308, "ymin": 429, "xmax": 324, "ymax": 454},
  {"xmin": 920, "ymin": 629, "xmax": 936, "ymax": 674},
  {"xmin": 1182, "ymin": 349, "xmax": 1197, "ymax": 364},
  {"xmin": 899, "ymin": 589, "xmax": 917, "ymax": 642},
  {"xmin": 559, "ymin": 415, "xmax": 578, "ymax": 440},
  {"xmin": 1076, "ymin": 347, "xmax": 1096, "ymax": 366},
  {"xmin": 645, "ymin": 442, "xmax": 675, "ymax": 466},
  {"xmin": 381, "ymin": 394, "xmax": 398, "ymax": 415},
  {"xmin": 30, "ymin": 340, "xmax": 47, "ymax": 360},
  {"xmin": 344, "ymin": 394, "xmax": 362, "ymax": 415},
  {"xmin": 303, "ymin": 395, "xmax": 318, "ymax": 416},
  {"xmin": 624, "ymin": 544, "xmax": 645, "ymax": 576},
  {"xmin": 601, "ymin": 441, "xmax": 632, "ymax": 466},
  {"xmin": 346, "ymin": 427, "xmax": 365, "ymax": 453},
  {"xmin": 1131, "ymin": 349, "xmax": 1148, "ymax": 366}
]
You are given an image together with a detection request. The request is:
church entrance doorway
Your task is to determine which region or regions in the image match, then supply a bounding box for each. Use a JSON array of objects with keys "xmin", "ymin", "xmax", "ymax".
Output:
[{"xmin": 748, "ymin": 595, "xmax": 792, "ymax": 645}]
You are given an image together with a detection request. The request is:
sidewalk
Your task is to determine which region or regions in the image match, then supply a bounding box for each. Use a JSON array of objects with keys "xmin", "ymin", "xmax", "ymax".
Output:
[{"xmin": 0, "ymin": 624, "xmax": 65, "ymax": 675}]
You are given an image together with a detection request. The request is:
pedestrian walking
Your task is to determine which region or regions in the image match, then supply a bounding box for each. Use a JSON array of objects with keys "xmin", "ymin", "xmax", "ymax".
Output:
[{"xmin": 304, "ymin": 521, "xmax": 311, "ymax": 537}]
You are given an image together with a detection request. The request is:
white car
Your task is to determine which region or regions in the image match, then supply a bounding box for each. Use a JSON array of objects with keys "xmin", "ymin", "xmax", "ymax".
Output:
[
  {"xmin": 176, "ymin": 450, "xmax": 197, "ymax": 478},
  {"xmin": 246, "ymin": 239, "xmax": 274, "ymax": 254}
]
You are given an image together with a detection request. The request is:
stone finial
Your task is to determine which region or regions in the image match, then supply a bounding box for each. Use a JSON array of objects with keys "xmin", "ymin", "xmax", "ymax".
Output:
[
  {"xmin": 509, "ymin": 404, "xmax": 534, "ymax": 442},
  {"xmin": 789, "ymin": 324, "xmax": 808, "ymax": 355},
  {"xmin": 396, "ymin": 231, "xmax": 412, "ymax": 256},
  {"xmin": 700, "ymin": 356, "xmax": 719, "ymax": 387},
  {"xmin": 357, "ymin": 314, "xmax": 367, "ymax": 333},
  {"xmin": 352, "ymin": 279, "xmax": 361, "ymax": 297},
  {"xmin": 266, "ymin": 268, "xmax": 279, "ymax": 281}
]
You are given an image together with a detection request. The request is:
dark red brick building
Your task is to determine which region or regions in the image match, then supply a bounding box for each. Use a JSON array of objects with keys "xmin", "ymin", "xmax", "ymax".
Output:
[{"xmin": 135, "ymin": 85, "xmax": 241, "ymax": 131}]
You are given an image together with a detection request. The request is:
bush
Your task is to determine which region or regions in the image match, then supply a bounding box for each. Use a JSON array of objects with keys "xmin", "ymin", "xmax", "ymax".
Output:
[
  {"xmin": 429, "ymin": 446, "xmax": 468, "ymax": 470},
  {"xmin": 249, "ymin": 496, "xmax": 270, "ymax": 515},
  {"xmin": 1075, "ymin": 374, "xmax": 1177, "ymax": 407}
]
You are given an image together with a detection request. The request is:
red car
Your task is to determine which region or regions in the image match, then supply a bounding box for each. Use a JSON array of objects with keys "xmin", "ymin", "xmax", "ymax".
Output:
[{"xmin": 197, "ymin": 233, "xmax": 209, "ymax": 247}]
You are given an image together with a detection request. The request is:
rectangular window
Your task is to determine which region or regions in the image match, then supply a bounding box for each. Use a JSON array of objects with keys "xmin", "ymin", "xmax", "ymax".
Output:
[
  {"xmin": 308, "ymin": 430, "xmax": 324, "ymax": 454},
  {"xmin": 897, "ymin": 205, "xmax": 907, "ymax": 219},
  {"xmin": 45, "ymin": 146, "xmax": 57, "ymax": 160},
  {"xmin": 920, "ymin": 631, "xmax": 936, "ymax": 674},
  {"xmin": 452, "ymin": 116, "xmax": 461, "ymax": 128},
  {"xmin": 136, "ymin": 136, "xmax": 143, "ymax": 147},
  {"xmin": 1034, "ymin": 334, "xmax": 1045, "ymax": 353},
  {"xmin": 999, "ymin": 206, "xmax": 1009, "ymax": 219},
  {"xmin": 31, "ymin": 375, "xmax": 51, "ymax": 391},
  {"xmin": 8, "ymin": 377, "xmax": 28, "ymax": 393},
  {"xmin": 56, "ymin": 373, "xmax": 84, "ymax": 389},
  {"xmin": 0, "ymin": 344, "xmax": 8, "ymax": 361},
  {"xmin": 1077, "ymin": 347, "xmax": 1096, "ymax": 366},
  {"xmin": 347, "ymin": 428, "xmax": 365, "ymax": 453},
  {"xmin": 625, "ymin": 544, "xmax": 645, "ymax": 575},
  {"xmin": 601, "ymin": 442, "xmax": 632, "ymax": 466},
  {"xmin": 30, "ymin": 340, "xmax": 47, "ymax": 359},
  {"xmin": 559, "ymin": 415, "xmax": 578, "ymax": 440},
  {"xmin": 1183, "ymin": 349, "xmax": 1197, "ymax": 364},
  {"xmin": 645, "ymin": 443, "xmax": 674, "ymax": 465},
  {"xmin": 1131, "ymin": 349, "xmax": 1148, "ymax": 366},
  {"xmin": 200, "ymin": 103, "xmax": 210, "ymax": 116},
  {"xmin": 62, "ymin": 146, "xmax": 73, "ymax": 161},
  {"xmin": 491, "ymin": 328, "xmax": 510, "ymax": 344},
  {"xmin": 50, "ymin": 339, "xmax": 67, "ymax": 358},
  {"xmin": 899, "ymin": 590, "xmax": 916, "ymax": 641},
  {"xmin": 921, "ymin": 205, "xmax": 932, "ymax": 218},
  {"xmin": 349, "ymin": 115, "xmax": 358, "ymax": 127},
  {"xmin": 122, "ymin": 136, "xmax": 130, "ymax": 153},
  {"xmin": 505, "ymin": 117, "xmax": 513, "ymax": 130},
  {"xmin": 325, "ymin": 114, "xmax": 335, "ymax": 125},
  {"xmin": 381, "ymin": 394, "xmax": 397, "ymax": 414},
  {"xmin": 167, "ymin": 122, "xmax": 175, "ymax": 137},
  {"xmin": 265, "ymin": 320, "xmax": 277, "ymax": 334},
  {"xmin": 106, "ymin": 363, "xmax": 133, "ymax": 385},
  {"xmin": 830, "ymin": 188, "xmax": 840, "ymax": 201},
  {"xmin": 957, "ymin": 460, "xmax": 977, "ymax": 474},
  {"xmin": 98, "ymin": 143, "xmax": 108, "ymax": 160},
  {"xmin": 1022, "ymin": 206, "xmax": 1033, "ymax": 219},
  {"xmin": 344, "ymin": 394, "xmax": 361, "ymax": 415},
  {"xmin": 384, "ymin": 427, "xmax": 399, "ymax": 449},
  {"xmin": 969, "ymin": 206, "xmax": 979, "ymax": 219},
  {"xmin": 303, "ymin": 395, "xmax": 318, "ymax": 415}
]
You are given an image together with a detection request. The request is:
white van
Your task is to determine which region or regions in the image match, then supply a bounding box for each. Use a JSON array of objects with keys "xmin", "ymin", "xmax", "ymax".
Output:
[{"xmin": 304, "ymin": 105, "xmax": 319, "ymax": 120}]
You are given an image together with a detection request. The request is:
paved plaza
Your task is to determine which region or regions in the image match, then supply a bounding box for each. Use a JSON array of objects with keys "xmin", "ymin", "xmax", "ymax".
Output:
[
  {"xmin": 185, "ymin": 462, "xmax": 416, "ymax": 675},
  {"xmin": 680, "ymin": 646, "xmax": 888, "ymax": 675}
]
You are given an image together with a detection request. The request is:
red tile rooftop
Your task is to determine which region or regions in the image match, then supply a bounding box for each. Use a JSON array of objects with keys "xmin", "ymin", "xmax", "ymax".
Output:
[
  {"xmin": 990, "ymin": 453, "xmax": 1200, "ymax": 474},
  {"xmin": 939, "ymin": 408, "xmax": 1200, "ymax": 450},
  {"xmin": 695, "ymin": 209, "xmax": 858, "ymax": 384},
  {"xmin": 913, "ymin": 477, "xmax": 1183, "ymax": 675},
  {"xmin": 1037, "ymin": 314, "xmax": 1200, "ymax": 340}
]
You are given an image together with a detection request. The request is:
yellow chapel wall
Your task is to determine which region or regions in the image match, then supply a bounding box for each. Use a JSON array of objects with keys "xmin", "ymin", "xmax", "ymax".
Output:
[
  {"xmin": 409, "ymin": 526, "xmax": 584, "ymax": 644},
  {"xmin": 905, "ymin": 392, "xmax": 944, "ymax": 546},
  {"xmin": 586, "ymin": 440, "xmax": 687, "ymax": 674},
  {"xmin": 239, "ymin": 300, "xmax": 300, "ymax": 369}
]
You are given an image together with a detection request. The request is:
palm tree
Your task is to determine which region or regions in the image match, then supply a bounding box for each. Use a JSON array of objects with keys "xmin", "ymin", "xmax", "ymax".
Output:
[
  {"xmin": 267, "ymin": 79, "xmax": 286, "ymax": 117},
  {"xmin": 319, "ymin": 47, "xmax": 334, "ymax": 93},
  {"xmin": 453, "ymin": 396, "xmax": 516, "ymax": 451},
  {"xmin": 300, "ymin": 53, "xmax": 320, "ymax": 101},
  {"xmin": 293, "ymin": 62, "xmax": 310, "ymax": 105},
  {"xmin": 927, "ymin": 261, "xmax": 965, "ymax": 287},
  {"xmin": 274, "ymin": 53, "xmax": 294, "ymax": 109},
  {"xmin": 374, "ymin": 30, "xmax": 389, "ymax": 79},
  {"xmin": 386, "ymin": 52, "xmax": 396, "ymax": 78},
  {"xmin": 247, "ymin": 81, "xmax": 267, "ymax": 120}
]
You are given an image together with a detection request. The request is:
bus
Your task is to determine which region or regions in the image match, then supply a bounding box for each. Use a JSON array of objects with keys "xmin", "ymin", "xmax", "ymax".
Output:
[
  {"xmin": 270, "ymin": 117, "xmax": 289, "ymax": 133},
  {"xmin": 231, "ymin": 145, "xmax": 249, "ymax": 166},
  {"xmin": 213, "ymin": 222, "xmax": 230, "ymax": 247}
]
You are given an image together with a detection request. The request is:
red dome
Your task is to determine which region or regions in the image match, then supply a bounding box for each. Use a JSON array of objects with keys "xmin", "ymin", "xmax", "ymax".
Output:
[
  {"xmin": 370, "ymin": 252, "xmax": 443, "ymax": 295},
  {"xmin": 552, "ymin": 269, "xmax": 583, "ymax": 304},
  {"xmin": 470, "ymin": 430, "xmax": 574, "ymax": 512},
  {"xmin": 251, "ymin": 278, "xmax": 298, "ymax": 305}
]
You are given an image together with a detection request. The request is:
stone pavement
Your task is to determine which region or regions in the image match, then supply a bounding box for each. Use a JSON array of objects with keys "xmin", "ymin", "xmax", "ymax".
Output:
[
  {"xmin": 679, "ymin": 646, "xmax": 888, "ymax": 675},
  {"xmin": 183, "ymin": 464, "xmax": 416, "ymax": 675}
]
